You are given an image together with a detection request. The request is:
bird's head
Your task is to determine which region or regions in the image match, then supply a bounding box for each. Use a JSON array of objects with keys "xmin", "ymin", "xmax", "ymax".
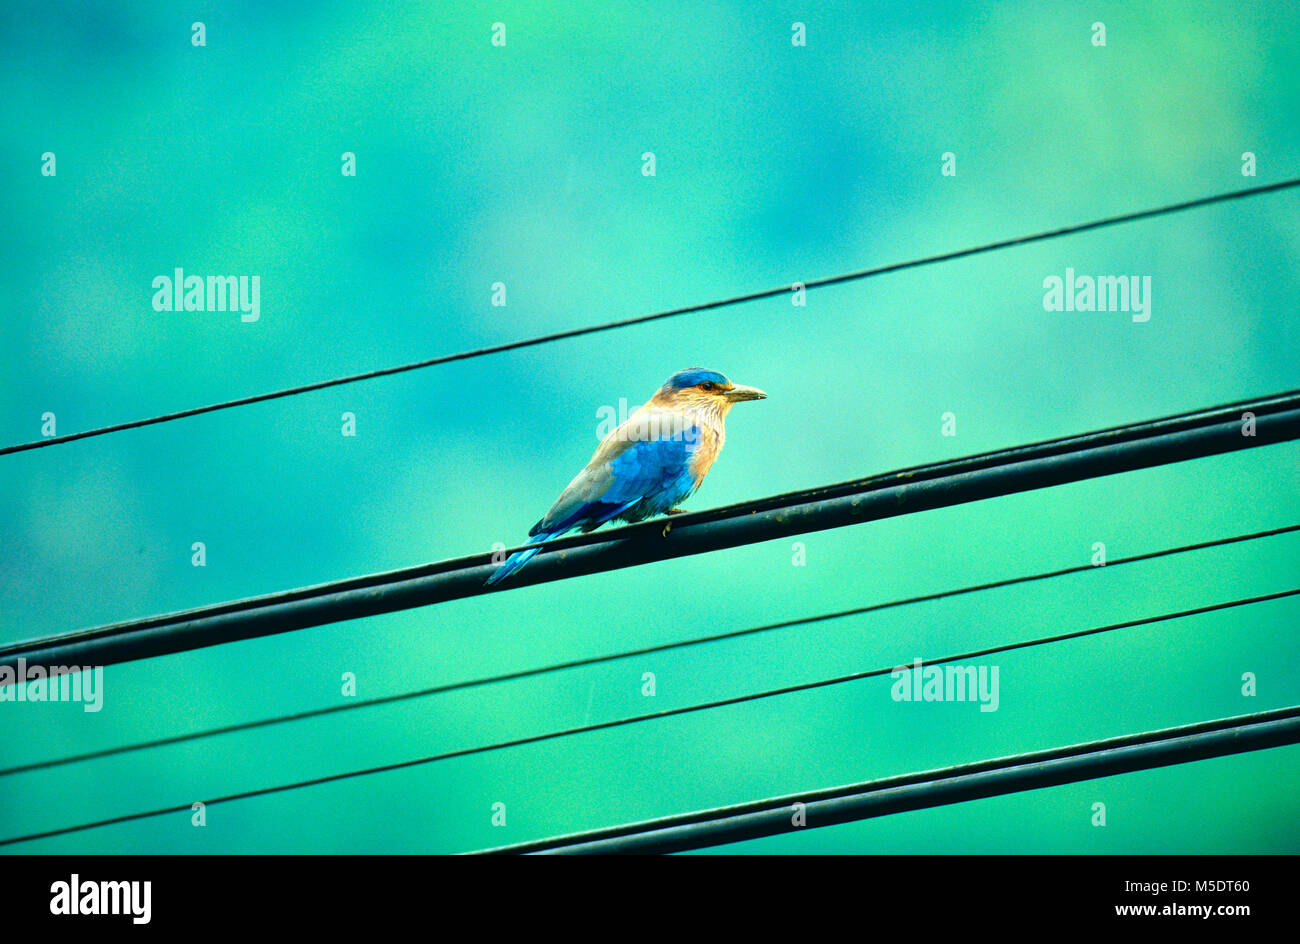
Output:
[{"xmin": 653, "ymin": 368, "xmax": 767, "ymax": 415}]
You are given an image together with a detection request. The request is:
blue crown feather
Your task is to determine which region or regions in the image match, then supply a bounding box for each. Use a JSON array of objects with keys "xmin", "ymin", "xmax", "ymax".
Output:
[{"xmin": 662, "ymin": 368, "xmax": 729, "ymax": 391}]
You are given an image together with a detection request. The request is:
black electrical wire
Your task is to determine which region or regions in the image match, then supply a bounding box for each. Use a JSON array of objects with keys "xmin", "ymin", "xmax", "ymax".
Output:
[
  {"xmin": 476, "ymin": 705, "xmax": 1300, "ymax": 854},
  {"xmin": 3, "ymin": 521, "xmax": 1295, "ymax": 779},
  {"xmin": 2, "ymin": 177, "xmax": 1296, "ymax": 458},
  {"xmin": 4, "ymin": 387, "xmax": 1298, "ymax": 676},
  {"xmin": 2, "ymin": 584, "xmax": 1295, "ymax": 849}
]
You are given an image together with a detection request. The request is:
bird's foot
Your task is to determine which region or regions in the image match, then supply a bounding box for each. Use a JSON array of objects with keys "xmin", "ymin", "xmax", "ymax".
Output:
[{"xmin": 661, "ymin": 509, "xmax": 688, "ymax": 537}]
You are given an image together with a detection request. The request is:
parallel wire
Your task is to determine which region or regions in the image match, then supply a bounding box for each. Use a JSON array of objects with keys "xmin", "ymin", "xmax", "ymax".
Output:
[
  {"xmin": 3, "ymin": 522, "xmax": 1295, "ymax": 779},
  {"xmin": 3, "ymin": 177, "xmax": 1297, "ymax": 457},
  {"xmin": 478, "ymin": 705, "xmax": 1300, "ymax": 854},
  {"xmin": 7, "ymin": 388, "xmax": 1299, "ymax": 676},
  {"xmin": 5, "ymin": 179, "xmax": 1298, "ymax": 849},
  {"xmin": 4, "ymin": 584, "xmax": 1296, "ymax": 848}
]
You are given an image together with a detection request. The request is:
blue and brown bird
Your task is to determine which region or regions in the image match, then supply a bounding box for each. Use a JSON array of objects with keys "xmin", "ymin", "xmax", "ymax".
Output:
[{"xmin": 487, "ymin": 367, "xmax": 767, "ymax": 585}]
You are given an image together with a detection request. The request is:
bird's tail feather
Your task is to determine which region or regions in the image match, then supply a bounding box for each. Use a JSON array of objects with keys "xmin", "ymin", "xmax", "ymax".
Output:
[
  {"xmin": 485, "ymin": 534, "xmax": 551, "ymax": 586},
  {"xmin": 489, "ymin": 500, "xmax": 639, "ymax": 587}
]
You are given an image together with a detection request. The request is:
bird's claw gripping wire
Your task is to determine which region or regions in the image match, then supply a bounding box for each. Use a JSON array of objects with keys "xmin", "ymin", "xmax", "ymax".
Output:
[{"xmin": 663, "ymin": 508, "xmax": 688, "ymax": 537}]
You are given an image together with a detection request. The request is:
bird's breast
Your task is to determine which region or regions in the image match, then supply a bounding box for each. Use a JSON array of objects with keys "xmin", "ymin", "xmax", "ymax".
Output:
[{"xmin": 688, "ymin": 419, "xmax": 725, "ymax": 484}]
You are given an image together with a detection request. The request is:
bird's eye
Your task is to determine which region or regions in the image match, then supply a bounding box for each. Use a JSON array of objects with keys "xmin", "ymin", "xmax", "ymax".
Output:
[{"xmin": 700, "ymin": 382, "xmax": 716, "ymax": 391}]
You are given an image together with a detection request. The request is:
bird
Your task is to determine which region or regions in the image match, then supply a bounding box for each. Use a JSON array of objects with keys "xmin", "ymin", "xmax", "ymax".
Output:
[{"xmin": 487, "ymin": 367, "xmax": 767, "ymax": 585}]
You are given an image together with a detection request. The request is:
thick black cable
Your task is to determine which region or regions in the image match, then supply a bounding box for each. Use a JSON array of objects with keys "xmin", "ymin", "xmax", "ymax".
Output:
[
  {"xmin": 2, "ymin": 584, "xmax": 1295, "ymax": 848},
  {"xmin": 3, "ymin": 522, "xmax": 1295, "ymax": 779},
  {"xmin": 477, "ymin": 705, "xmax": 1300, "ymax": 854},
  {"xmin": 4, "ymin": 387, "xmax": 1298, "ymax": 676},
  {"xmin": 3, "ymin": 177, "xmax": 1296, "ymax": 458}
]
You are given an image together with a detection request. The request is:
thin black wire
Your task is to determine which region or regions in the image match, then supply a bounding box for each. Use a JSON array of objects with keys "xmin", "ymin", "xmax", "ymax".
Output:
[
  {"xmin": 3, "ymin": 521, "xmax": 1295, "ymax": 779},
  {"xmin": 3, "ymin": 584, "xmax": 1295, "ymax": 848},
  {"xmin": 3, "ymin": 177, "xmax": 1296, "ymax": 458}
]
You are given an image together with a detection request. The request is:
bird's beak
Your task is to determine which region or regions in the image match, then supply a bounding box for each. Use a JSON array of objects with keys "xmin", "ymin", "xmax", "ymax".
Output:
[{"xmin": 724, "ymin": 384, "xmax": 767, "ymax": 402}]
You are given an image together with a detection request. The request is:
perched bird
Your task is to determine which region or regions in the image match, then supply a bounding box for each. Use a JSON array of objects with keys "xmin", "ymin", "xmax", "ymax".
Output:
[{"xmin": 487, "ymin": 367, "xmax": 767, "ymax": 585}]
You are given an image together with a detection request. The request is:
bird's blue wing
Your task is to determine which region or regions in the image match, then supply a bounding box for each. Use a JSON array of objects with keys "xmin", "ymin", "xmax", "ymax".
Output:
[
  {"xmin": 490, "ymin": 409, "xmax": 701, "ymax": 586},
  {"xmin": 531, "ymin": 424, "xmax": 698, "ymax": 536}
]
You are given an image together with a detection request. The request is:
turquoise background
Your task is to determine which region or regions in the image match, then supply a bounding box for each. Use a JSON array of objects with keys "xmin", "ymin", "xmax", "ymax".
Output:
[{"xmin": 1, "ymin": 1, "xmax": 1298, "ymax": 853}]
